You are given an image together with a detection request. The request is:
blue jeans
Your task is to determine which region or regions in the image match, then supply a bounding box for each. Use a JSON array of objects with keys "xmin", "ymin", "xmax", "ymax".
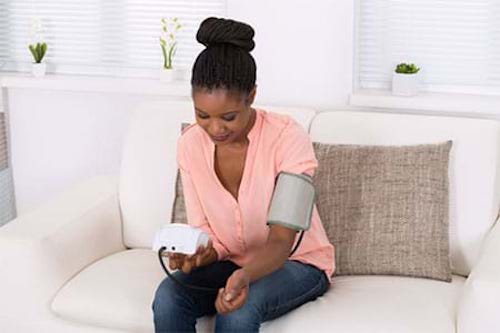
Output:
[{"xmin": 152, "ymin": 260, "xmax": 329, "ymax": 333}]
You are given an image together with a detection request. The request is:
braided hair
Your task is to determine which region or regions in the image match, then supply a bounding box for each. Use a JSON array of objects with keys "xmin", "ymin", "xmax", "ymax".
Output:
[{"xmin": 191, "ymin": 17, "xmax": 256, "ymax": 98}]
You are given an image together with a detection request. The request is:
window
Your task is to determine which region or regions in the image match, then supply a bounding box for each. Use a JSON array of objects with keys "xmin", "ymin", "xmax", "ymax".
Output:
[
  {"xmin": 0, "ymin": 0, "xmax": 226, "ymax": 78},
  {"xmin": 355, "ymin": 0, "xmax": 500, "ymax": 95}
]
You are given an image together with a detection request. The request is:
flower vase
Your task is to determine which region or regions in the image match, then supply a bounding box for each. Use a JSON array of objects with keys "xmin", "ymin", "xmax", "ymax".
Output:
[
  {"xmin": 159, "ymin": 68, "xmax": 174, "ymax": 83},
  {"xmin": 392, "ymin": 72, "xmax": 420, "ymax": 96},
  {"xmin": 32, "ymin": 62, "xmax": 46, "ymax": 77}
]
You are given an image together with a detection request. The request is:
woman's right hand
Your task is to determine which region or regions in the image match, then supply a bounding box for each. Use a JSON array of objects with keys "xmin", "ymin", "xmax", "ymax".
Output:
[{"xmin": 166, "ymin": 240, "xmax": 217, "ymax": 274}]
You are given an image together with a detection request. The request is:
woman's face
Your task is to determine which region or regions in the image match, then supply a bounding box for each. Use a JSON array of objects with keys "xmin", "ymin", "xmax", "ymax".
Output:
[{"xmin": 192, "ymin": 88, "xmax": 256, "ymax": 145}]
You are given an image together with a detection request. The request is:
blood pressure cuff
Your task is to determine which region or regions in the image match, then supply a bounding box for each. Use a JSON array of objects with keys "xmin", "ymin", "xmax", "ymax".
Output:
[{"xmin": 267, "ymin": 172, "xmax": 315, "ymax": 231}]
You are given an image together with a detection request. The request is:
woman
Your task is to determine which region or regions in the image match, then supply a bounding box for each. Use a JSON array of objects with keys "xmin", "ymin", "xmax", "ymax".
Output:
[{"xmin": 152, "ymin": 17, "xmax": 335, "ymax": 332}]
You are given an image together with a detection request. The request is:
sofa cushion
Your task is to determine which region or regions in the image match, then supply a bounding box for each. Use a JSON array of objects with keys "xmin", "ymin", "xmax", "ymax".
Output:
[
  {"xmin": 265, "ymin": 274, "xmax": 465, "ymax": 333},
  {"xmin": 51, "ymin": 250, "xmax": 163, "ymax": 332},
  {"xmin": 51, "ymin": 249, "xmax": 214, "ymax": 333},
  {"xmin": 310, "ymin": 111, "xmax": 500, "ymax": 277},
  {"xmin": 51, "ymin": 249, "xmax": 464, "ymax": 332},
  {"xmin": 119, "ymin": 101, "xmax": 195, "ymax": 249},
  {"xmin": 313, "ymin": 141, "xmax": 453, "ymax": 281}
]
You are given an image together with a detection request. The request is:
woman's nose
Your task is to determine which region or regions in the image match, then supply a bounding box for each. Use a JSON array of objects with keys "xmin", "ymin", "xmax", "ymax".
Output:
[{"xmin": 209, "ymin": 121, "xmax": 227, "ymax": 135}]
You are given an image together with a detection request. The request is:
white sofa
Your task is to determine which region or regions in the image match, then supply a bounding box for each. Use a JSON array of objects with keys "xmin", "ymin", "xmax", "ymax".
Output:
[{"xmin": 1, "ymin": 101, "xmax": 499, "ymax": 333}]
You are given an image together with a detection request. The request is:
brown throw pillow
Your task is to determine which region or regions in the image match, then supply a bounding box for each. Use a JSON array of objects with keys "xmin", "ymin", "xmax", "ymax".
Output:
[
  {"xmin": 0, "ymin": 113, "xmax": 8, "ymax": 170},
  {"xmin": 171, "ymin": 170, "xmax": 187, "ymax": 224},
  {"xmin": 313, "ymin": 141, "xmax": 453, "ymax": 282},
  {"xmin": 170, "ymin": 123, "xmax": 191, "ymax": 224}
]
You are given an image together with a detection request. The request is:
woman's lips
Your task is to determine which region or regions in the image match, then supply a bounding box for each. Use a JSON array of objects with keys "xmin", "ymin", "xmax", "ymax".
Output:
[{"xmin": 212, "ymin": 133, "xmax": 230, "ymax": 142}]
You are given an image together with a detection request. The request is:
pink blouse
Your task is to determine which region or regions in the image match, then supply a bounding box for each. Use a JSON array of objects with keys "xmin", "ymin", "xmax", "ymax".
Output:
[{"xmin": 177, "ymin": 109, "xmax": 335, "ymax": 280}]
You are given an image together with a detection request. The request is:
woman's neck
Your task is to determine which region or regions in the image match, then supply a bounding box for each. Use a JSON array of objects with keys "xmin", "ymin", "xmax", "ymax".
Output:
[{"xmin": 227, "ymin": 108, "xmax": 256, "ymax": 148}]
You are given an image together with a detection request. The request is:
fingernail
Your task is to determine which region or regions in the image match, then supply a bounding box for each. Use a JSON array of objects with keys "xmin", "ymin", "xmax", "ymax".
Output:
[{"xmin": 224, "ymin": 293, "xmax": 232, "ymax": 301}]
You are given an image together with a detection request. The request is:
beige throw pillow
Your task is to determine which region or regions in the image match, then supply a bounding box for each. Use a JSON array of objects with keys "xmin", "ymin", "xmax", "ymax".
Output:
[{"xmin": 313, "ymin": 141, "xmax": 453, "ymax": 282}]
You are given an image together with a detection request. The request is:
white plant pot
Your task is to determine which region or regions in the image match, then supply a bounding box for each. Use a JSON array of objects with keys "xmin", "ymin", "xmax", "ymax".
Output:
[
  {"xmin": 172, "ymin": 68, "xmax": 187, "ymax": 81},
  {"xmin": 392, "ymin": 72, "xmax": 420, "ymax": 96},
  {"xmin": 159, "ymin": 68, "xmax": 174, "ymax": 83},
  {"xmin": 32, "ymin": 62, "xmax": 46, "ymax": 77}
]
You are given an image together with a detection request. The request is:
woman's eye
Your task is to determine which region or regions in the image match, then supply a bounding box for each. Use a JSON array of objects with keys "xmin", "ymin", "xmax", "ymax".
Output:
[
  {"xmin": 223, "ymin": 115, "xmax": 236, "ymax": 121},
  {"xmin": 197, "ymin": 114, "xmax": 209, "ymax": 119}
]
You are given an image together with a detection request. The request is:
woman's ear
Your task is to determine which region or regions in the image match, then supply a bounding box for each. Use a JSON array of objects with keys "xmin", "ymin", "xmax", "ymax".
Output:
[{"xmin": 245, "ymin": 85, "xmax": 257, "ymax": 106}]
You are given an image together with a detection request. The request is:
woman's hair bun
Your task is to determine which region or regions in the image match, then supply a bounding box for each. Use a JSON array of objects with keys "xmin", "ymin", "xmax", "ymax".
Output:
[{"xmin": 196, "ymin": 17, "xmax": 255, "ymax": 52}]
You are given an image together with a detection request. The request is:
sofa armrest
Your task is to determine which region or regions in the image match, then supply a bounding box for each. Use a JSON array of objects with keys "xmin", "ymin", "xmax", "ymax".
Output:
[
  {"xmin": 458, "ymin": 217, "xmax": 500, "ymax": 333},
  {"xmin": 0, "ymin": 175, "xmax": 125, "ymax": 323}
]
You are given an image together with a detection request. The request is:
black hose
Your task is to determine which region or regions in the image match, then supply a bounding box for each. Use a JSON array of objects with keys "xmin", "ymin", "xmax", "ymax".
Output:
[
  {"xmin": 158, "ymin": 247, "xmax": 218, "ymax": 293},
  {"xmin": 289, "ymin": 230, "xmax": 305, "ymax": 257},
  {"xmin": 158, "ymin": 230, "xmax": 305, "ymax": 292}
]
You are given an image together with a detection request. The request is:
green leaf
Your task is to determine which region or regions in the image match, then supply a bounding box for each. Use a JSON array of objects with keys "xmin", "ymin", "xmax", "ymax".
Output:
[
  {"xmin": 40, "ymin": 43, "xmax": 47, "ymax": 61},
  {"xmin": 167, "ymin": 45, "xmax": 175, "ymax": 68},
  {"xmin": 171, "ymin": 45, "xmax": 177, "ymax": 59},
  {"xmin": 28, "ymin": 45, "xmax": 38, "ymax": 62},
  {"xmin": 160, "ymin": 44, "xmax": 168, "ymax": 68},
  {"xmin": 35, "ymin": 43, "xmax": 41, "ymax": 60},
  {"xmin": 395, "ymin": 62, "xmax": 420, "ymax": 74}
]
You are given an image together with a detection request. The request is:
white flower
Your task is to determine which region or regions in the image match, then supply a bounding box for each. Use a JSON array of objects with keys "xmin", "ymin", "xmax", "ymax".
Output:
[
  {"xmin": 31, "ymin": 18, "xmax": 42, "ymax": 33},
  {"xmin": 30, "ymin": 17, "xmax": 45, "ymax": 43},
  {"xmin": 160, "ymin": 17, "xmax": 182, "ymax": 69}
]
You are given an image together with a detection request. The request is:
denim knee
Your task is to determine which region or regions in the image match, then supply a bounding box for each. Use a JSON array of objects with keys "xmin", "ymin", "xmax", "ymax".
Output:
[
  {"xmin": 215, "ymin": 302, "xmax": 262, "ymax": 333},
  {"xmin": 152, "ymin": 277, "xmax": 177, "ymax": 315},
  {"xmin": 152, "ymin": 277, "xmax": 197, "ymax": 332}
]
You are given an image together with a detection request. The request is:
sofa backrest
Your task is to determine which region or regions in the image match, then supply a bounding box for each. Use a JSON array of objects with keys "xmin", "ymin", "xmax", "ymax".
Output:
[
  {"xmin": 309, "ymin": 110, "xmax": 500, "ymax": 276},
  {"xmin": 119, "ymin": 101, "xmax": 317, "ymax": 249},
  {"xmin": 119, "ymin": 101, "xmax": 194, "ymax": 248}
]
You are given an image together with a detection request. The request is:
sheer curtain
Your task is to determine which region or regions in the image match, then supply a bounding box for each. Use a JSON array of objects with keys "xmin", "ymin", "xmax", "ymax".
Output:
[
  {"xmin": 356, "ymin": 0, "xmax": 500, "ymax": 95},
  {"xmin": 0, "ymin": 0, "xmax": 227, "ymax": 78},
  {"xmin": 0, "ymin": 91, "xmax": 16, "ymax": 226}
]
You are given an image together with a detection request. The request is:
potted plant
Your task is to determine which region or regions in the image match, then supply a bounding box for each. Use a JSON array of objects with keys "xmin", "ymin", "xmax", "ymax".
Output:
[
  {"xmin": 159, "ymin": 17, "xmax": 182, "ymax": 82},
  {"xmin": 29, "ymin": 42, "xmax": 48, "ymax": 77},
  {"xmin": 392, "ymin": 62, "xmax": 420, "ymax": 96}
]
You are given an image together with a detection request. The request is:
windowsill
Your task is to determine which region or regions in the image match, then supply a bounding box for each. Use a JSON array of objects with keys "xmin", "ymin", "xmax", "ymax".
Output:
[
  {"xmin": 0, "ymin": 72, "xmax": 191, "ymax": 97},
  {"xmin": 350, "ymin": 89, "xmax": 500, "ymax": 117}
]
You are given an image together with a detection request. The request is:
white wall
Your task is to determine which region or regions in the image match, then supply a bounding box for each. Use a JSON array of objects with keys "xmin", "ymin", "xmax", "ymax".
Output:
[
  {"xmin": 6, "ymin": 89, "xmax": 128, "ymax": 213},
  {"xmin": 5, "ymin": 88, "xmax": 192, "ymax": 214},
  {"xmin": 3, "ymin": 2, "xmax": 356, "ymax": 215},
  {"xmin": 228, "ymin": 0, "xmax": 354, "ymax": 109}
]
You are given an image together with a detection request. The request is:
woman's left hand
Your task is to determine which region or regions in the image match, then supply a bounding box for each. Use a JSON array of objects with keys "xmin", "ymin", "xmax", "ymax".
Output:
[{"xmin": 215, "ymin": 268, "xmax": 250, "ymax": 314}]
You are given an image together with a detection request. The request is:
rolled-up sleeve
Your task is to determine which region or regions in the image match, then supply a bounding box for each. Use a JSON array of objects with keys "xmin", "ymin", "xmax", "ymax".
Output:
[
  {"xmin": 275, "ymin": 119, "xmax": 318, "ymax": 177},
  {"xmin": 177, "ymin": 140, "xmax": 230, "ymax": 260}
]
